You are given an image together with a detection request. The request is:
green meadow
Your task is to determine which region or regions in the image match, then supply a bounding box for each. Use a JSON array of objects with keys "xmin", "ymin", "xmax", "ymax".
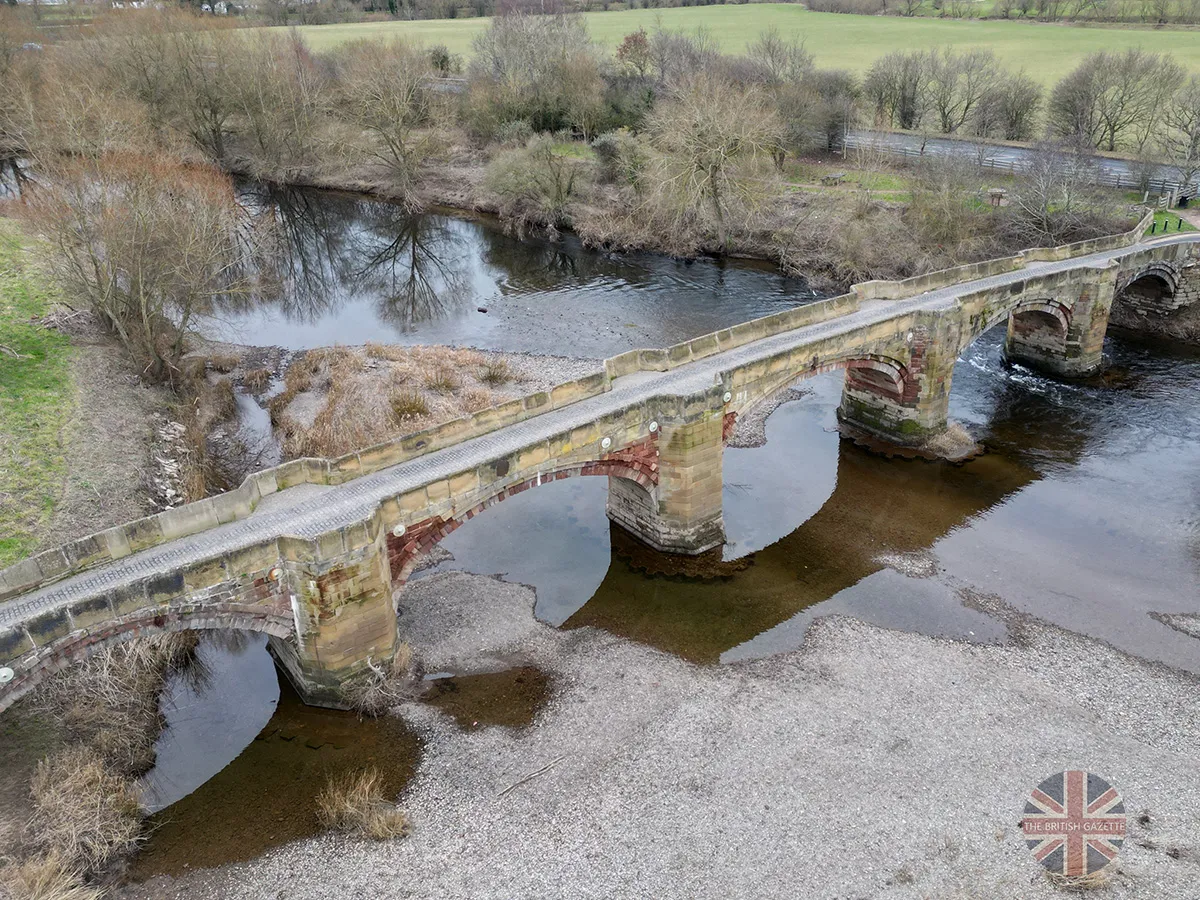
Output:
[{"xmin": 275, "ymin": 4, "xmax": 1200, "ymax": 85}]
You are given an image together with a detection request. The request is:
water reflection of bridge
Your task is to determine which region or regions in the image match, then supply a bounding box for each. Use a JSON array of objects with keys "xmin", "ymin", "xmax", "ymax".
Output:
[{"xmin": 1, "ymin": 233, "xmax": 1197, "ymax": 709}]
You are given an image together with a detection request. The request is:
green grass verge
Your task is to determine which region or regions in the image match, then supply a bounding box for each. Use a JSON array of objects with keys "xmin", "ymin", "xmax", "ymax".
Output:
[
  {"xmin": 274, "ymin": 5, "xmax": 1200, "ymax": 86},
  {"xmin": 0, "ymin": 225, "xmax": 72, "ymax": 567},
  {"xmin": 1145, "ymin": 210, "xmax": 1197, "ymax": 236}
]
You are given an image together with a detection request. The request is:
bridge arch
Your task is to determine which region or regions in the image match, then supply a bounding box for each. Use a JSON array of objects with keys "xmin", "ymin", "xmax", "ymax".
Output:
[
  {"xmin": 965, "ymin": 298, "xmax": 1073, "ymax": 356},
  {"xmin": 386, "ymin": 455, "xmax": 658, "ymax": 587},
  {"xmin": 1117, "ymin": 262, "xmax": 1181, "ymax": 301},
  {"xmin": 733, "ymin": 353, "xmax": 912, "ymax": 425},
  {"xmin": 0, "ymin": 604, "xmax": 295, "ymax": 714}
]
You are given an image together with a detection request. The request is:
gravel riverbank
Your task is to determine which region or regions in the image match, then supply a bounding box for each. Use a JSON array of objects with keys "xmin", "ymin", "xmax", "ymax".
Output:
[{"xmin": 121, "ymin": 572, "xmax": 1200, "ymax": 900}]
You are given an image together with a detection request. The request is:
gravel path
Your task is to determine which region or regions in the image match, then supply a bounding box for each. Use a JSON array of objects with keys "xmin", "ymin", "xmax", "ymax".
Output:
[{"xmin": 121, "ymin": 572, "xmax": 1200, "ymax": 900}]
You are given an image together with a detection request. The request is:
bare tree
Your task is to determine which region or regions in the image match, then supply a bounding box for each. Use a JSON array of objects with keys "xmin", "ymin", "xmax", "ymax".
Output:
[
  {"xmin": 747, "ymin": 26, "xmax": 813, "ymax": 86},
  {"xmin": 1007, "ymin": 142, "xmax": 1106, "ymax": 243},
  {"xmin": 924, "ymin": 47, "xmax": 1000, "ymax": 134},
  {"xmin": 1160, "ymin": 75, "xmax": 1200, "ymax": 189},
  {"xmin": 974, "ymin": 71, "xmax": 1043, "ymax": 141},
  {"xmin": 234, "ymin": 33, "xmax": 329, "ymax": 173},
  {"xmin": 21, "ymin": 155, "xmax": 272, "ymax": 381},
  {"xmin": 1049, "ymin": 49, "xmax": 1184, "ymax": 152},
  {"xmin": 162, "ymin": 27, "xmax": 245, "ymax": 160},
  {"xmin": 0, "ymin": 8, "xmax": 38, "ymax": 152},
  {"xmin": 648, "ymin": 74, "xmax": 783, "ymax": 248},
  {"xmin": 864, "ymin": 51, "xmax": 928, "ymax": 130},
  {"xmin": 466, "ymin": 12, "xmax": 605, "ymax": 137},
  {"xmin": 330, "ymin": 39, "xmax": 438, "ymax": 192}
]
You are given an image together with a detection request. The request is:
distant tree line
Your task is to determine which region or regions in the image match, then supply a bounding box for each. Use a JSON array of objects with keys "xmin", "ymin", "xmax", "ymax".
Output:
[
  {"xmin": 248, "ymin": 0, "xmax": 786, "ymax": 28},
  {"xmin": 810, "ymin": 0, "xmax": 1200, "ymax": 25},
  {"xmin": 863, "ymin": 46, "xmax": 1200, "ymax": 179}
]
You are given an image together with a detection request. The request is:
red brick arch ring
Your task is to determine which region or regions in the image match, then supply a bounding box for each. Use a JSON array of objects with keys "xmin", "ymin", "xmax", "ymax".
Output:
[
  {"xmin": 734, "ymin": 354, "xmax": 913, "ymax": 425},
  {"xmin": 386, "ymin": 450, "xmax": 659, "ymax": 588},
  {"xmin": 0, "ymin": 605, "xmax": 295, "ymax": 715},
  {"xmin": 971, "ymin": 298, "xmax": 1073, "ymax": 350}
]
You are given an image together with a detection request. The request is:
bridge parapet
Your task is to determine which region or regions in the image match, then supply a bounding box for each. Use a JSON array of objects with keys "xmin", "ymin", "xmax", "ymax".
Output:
[{"xmin": 5, "ymin": 228, "xmax": 1200, "ymax": 712}]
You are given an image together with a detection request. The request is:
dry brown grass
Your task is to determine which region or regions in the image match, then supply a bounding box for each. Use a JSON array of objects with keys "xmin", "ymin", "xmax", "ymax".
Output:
[
  {"xmin": 25, "ymin": 746, "xmax": 143, "ymax": 876},
  {"xmin": 315, "ymin": 768, "xmax": 411, "ymax": 841},
  {"xmin": 242, "ymin": 367, "xmax": 272, "ymax": 393},
  {"xmin": 343, "ymin": 644, "xmax": 420, "ymax": 716},
  {"xmin": 479, "ymin": 358, "xmax": 511, "ymax": 386},
  {"xmin": 33, "ymin": 633, "xmax": 199, "ymax": 778},
  {"xmin": 271, "ymin": 346, "xmax": 514, "ymax": 460},
  {"xmin": 389, "ymin": 390, "xmax": 429, "ymax": 421},
  {"xmin": 422, "ymin": 364, "xmax": 461, "ymax": 394},
  {"xmin": 1044, "ymin": 867, "xmax": 1117, "ymax": 892},
  {"xmin": 205, "ymin": 353, "xmax": 240, "ymax": 373},
  {"xmin": 0, "ymin": 853, "xmax": 102, "ymax": 900}
]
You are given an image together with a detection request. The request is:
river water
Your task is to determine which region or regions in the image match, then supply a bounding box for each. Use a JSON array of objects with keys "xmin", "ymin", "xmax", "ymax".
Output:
[
  {"xmin": 194, "ymin": 185, "xmax": 816, "ymax": 357},
  {"xmin": 123, "ymin": 188, "xmax": 1200, "ymax": 876}
]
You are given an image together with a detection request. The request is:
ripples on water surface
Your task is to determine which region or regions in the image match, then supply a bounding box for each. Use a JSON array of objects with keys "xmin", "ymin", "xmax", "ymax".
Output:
[{"xmin": 195, "ymin": 185, "xmax": 816, "ymax": 357}]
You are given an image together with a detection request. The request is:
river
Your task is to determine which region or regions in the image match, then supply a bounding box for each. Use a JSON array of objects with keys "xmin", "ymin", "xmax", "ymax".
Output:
[{"xmin": 116, "ymin": 186, "xmax": 1200, "ymax": 877}]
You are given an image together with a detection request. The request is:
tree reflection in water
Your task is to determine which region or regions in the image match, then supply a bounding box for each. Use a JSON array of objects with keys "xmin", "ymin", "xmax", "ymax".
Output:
[{"xmin": 222, "ymin": 184, "xmax": 469, "ymax": 331}]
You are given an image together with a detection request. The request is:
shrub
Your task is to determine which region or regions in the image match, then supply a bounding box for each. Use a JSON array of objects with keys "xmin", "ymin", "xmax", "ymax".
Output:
[
  {"xmin": 428, "ymin": 44, "xmax": 460, "ymax": 76},
  {"xmin": 316, "ymin": 768, "xmax": 411, "ymax": 840},
  {"xmin": 25, "ymin": 747, "xmax": 144, "ymax": 875},
  {"xmin": 390, "ymin": 389, "xmax": 429, "ymax": 421},
  {"xmin": 484, "ymin": 136, "xmax": 581, "ymax": 232},
  {"xmin": 591, "ymin": 129, "xmax": 647, "ymax": 187},
  {"xmin": 242, "ymin": 367, "xmax": 272, "ymax": 393},
  {"xmin": 206, "ymin": 353, "xmax": 240, "ymax": 373},
  {"xmin": 479, "ymin": 358, "xmax": 511, "ymax": 385},
  {"xmin": 0, "ymin": 853, "xmax": 101, "ymax": 900},
  {"xmin": 495, "ymin": 120, "xmax": 534, "ymax": 147},
  {"xmin": 343, "ymin": 644, "xmax": 420, "ymax": 715},
  {"xmin": 423, "ymin": 364, "xmax": 460, "ymax": 393}
]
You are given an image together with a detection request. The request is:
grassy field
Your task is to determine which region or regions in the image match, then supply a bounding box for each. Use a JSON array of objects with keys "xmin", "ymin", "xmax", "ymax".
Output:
[
  {"xmin": 0, "ymin": 225, "xmax": 72, "ymax": 567},
  {"xmin": 276, "ymin": 4, "xmax": 1200, "ymax": 85}
]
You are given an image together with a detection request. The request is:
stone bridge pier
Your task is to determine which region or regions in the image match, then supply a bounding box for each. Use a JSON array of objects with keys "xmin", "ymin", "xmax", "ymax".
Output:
[
  {"xmin": 1003, "ymin": 266, "xmax": 1117, "ymax": 377},
  {"xmin": 606, "ymin": 398, "xmax": 727, "ymax": 555},
  {"xmin": 835, "ymin": 263, "xmax": 1119, "ymax": 449}
]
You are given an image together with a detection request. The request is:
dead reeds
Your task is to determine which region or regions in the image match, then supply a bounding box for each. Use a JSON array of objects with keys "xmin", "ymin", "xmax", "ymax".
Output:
[
  {"xmin": 271, "ymin": 346, "xmax": 521, "ymax": 460},
  {"xmin": 315, "ymin": 768, "xmax": 411, "ymax": 841}
]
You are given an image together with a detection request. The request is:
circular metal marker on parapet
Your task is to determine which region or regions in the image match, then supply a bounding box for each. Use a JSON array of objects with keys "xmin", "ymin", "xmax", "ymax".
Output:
[
  {"xmin": 648, "ymin": 421, "xmax": 658, "ymax": 433},
  {"xmin": 722, "ymin": 391, "xmax": 732, "ymax": 403},
  {"xmin": 0, "ymin": 667, "xmax": 14, "ymax": 685},
  {"xmin": 392, "ymin": 524, "xmax": 406, "ymax": 538},
  {"xmin": 601, "ymin": 437, "xmax": 613, "ymax": 451}
]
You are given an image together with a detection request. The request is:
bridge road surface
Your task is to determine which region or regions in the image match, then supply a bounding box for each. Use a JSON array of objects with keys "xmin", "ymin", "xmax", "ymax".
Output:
[{"xmin": 2, "ymin": 234, "xmax": 1198, "ymax": 634}]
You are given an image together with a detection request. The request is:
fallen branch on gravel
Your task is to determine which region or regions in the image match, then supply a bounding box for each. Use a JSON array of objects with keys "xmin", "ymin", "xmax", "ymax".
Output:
[{"xmin": 498, "ymin": 755, "xmax": 566, "ymax": 798}]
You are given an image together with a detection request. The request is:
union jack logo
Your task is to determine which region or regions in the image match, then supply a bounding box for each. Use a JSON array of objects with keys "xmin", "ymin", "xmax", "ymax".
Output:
[{"xmin": 1021, "ymin": 770, "xmax": 1126, "ymax": 877}]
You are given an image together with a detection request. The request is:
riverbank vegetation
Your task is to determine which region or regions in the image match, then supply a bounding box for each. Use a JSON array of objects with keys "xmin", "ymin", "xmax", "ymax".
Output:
[
  {"xmin": 0, "ymin": 635, "xmax": 199, "ymax": 900},
  {"xmin": 0, "ymin": 225, "xmax": 72, "ymax": 569},
  {"xmin": 316, "ymin": 769, "xmax": 412, "ymax": 841},
  {"xmin": 0, "ymin": 4, "xmax": 1167, "ymax": 502},
  {"xmin": 268, "ymin": 344, "xmax": 525, "ymax": 458},
  {"xmin": 2, "ymin": 8, "xmax": 1147, "ymax": 286}
]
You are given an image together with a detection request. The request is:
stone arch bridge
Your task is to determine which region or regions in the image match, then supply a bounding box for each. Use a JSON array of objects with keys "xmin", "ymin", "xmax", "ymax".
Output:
[{"xmin": 1, "ymin": 232, "xmax": 1197, "ymax": 709}]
